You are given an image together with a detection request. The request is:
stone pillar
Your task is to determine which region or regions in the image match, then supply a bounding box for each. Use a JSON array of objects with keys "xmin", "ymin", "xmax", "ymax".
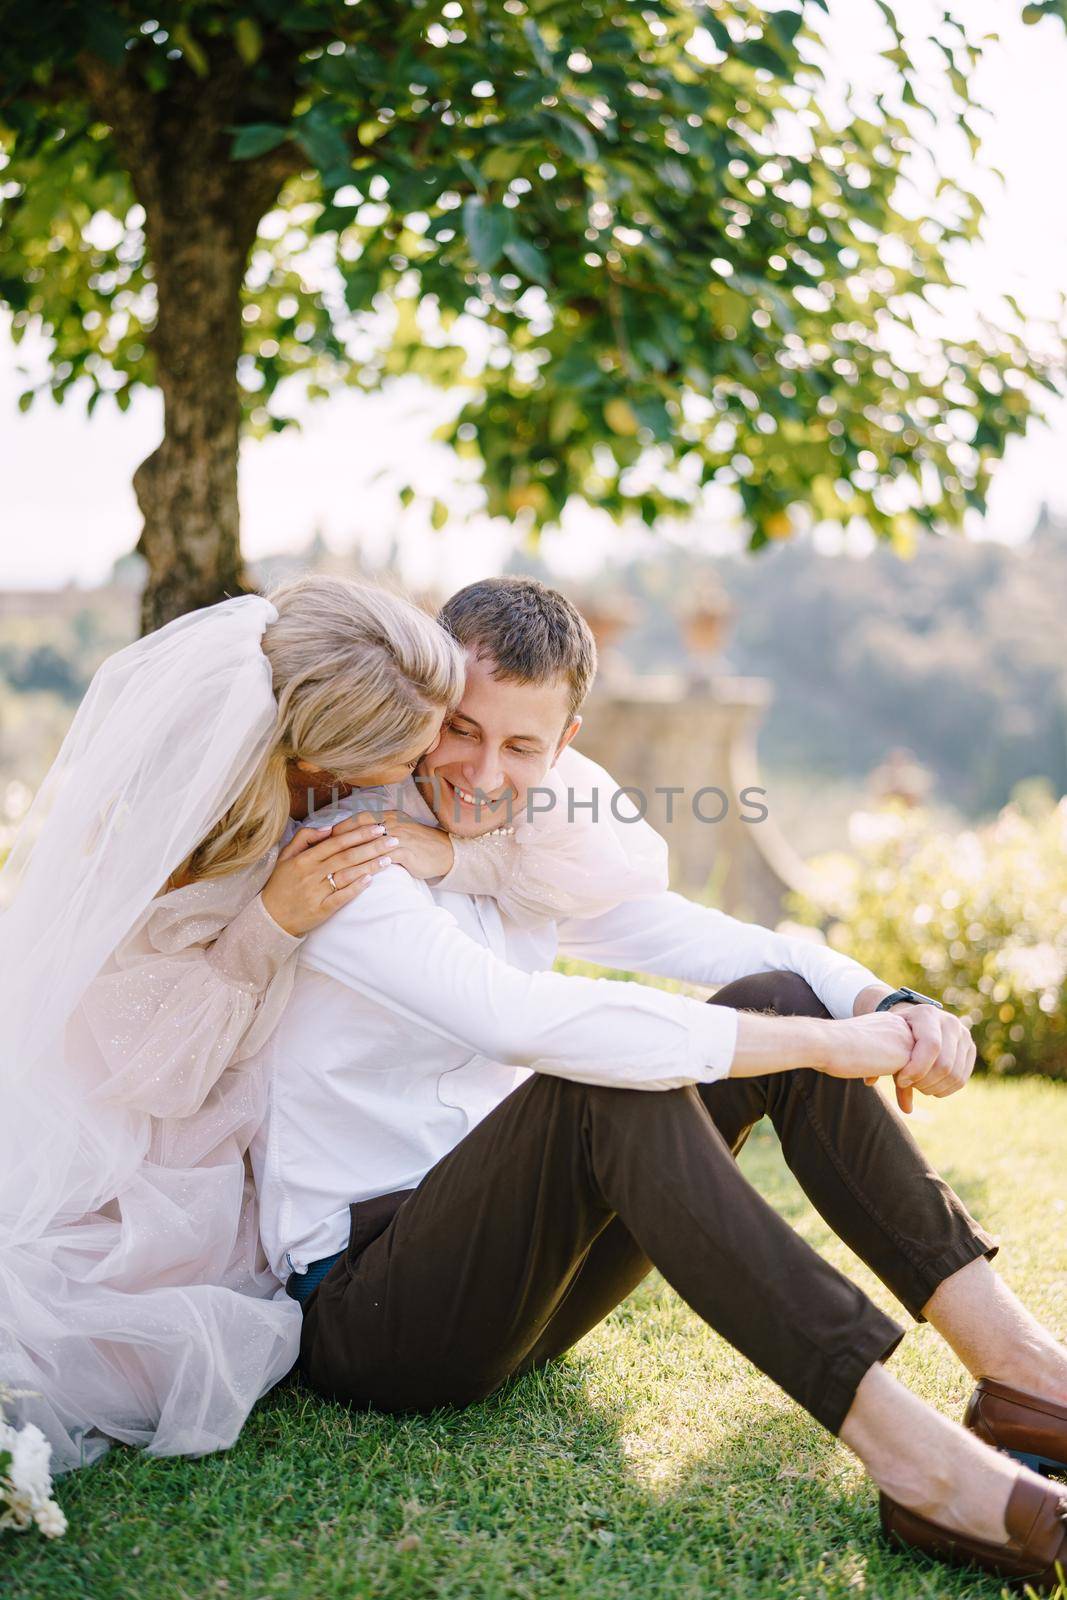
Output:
[{"xmin": 579, "ymin": 674, "xmax": 817, "ymax": 924}]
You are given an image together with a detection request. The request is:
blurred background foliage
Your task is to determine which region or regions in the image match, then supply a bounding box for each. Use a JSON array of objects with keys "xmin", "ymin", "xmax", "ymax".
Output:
[
  {"xmin": 789, "ymin": 790, "xmax": 1067, "ymax": 1080},
  {"xmin": 598, "ymin": 513, "xmax": 1067, "ymax": 819},
  {"xmin": 6, "ymin": 510, "xmax": 1067, "ymax": 826}
]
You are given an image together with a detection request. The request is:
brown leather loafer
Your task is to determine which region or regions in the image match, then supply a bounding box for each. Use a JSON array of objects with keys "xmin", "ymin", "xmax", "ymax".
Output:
[
  {"xmin": 880, "ymin": 1473, "xmax": 1067, "ymax": 1590},
  {"xmin": 966, "ymin": 1377, "xmax": 1067, "ymax": 1478}
]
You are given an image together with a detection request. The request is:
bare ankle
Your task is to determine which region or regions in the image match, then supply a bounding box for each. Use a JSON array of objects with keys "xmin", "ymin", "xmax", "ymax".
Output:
[
  {"xmin": 840, "ymin": 1366, "xmax": 939, "ymax": 1490},
  {"xmin": 990, "ymin": 1338, "xmax": 1067, "ymax": 1404},
  {"xmin": 925, "ymin": 1260, "xmax": 1067, "ymax": 1403},
  {"xmin": 838, "ymin": 1362, "xmax": 1014, "ymax": 1544}
]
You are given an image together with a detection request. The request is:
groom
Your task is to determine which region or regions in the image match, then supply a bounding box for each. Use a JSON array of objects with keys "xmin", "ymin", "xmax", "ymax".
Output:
[{"xmin": 252, "ymin": 577, "xmax": 1067, "ymax": 1585}]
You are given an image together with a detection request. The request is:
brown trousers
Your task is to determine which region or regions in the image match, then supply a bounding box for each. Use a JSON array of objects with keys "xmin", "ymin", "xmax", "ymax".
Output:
[{"xmin": 299, "ymin": 972, "xmax": 996, "ymax": 1435}]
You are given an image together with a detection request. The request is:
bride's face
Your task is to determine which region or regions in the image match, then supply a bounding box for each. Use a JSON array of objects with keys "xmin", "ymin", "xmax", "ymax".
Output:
[
  {"xmin": 289, "ymin": 714, "xmax": 446, "ymax": 818},
  {"xmin": 416, "ymin": 652, "xmax": 580, "ymax": 836}
]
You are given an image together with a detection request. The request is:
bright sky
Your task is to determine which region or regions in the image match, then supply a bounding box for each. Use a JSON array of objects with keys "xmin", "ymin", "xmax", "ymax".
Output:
[{"xmin": 1, "ymin": 0, "xmax": 1065, "ymax": 591}]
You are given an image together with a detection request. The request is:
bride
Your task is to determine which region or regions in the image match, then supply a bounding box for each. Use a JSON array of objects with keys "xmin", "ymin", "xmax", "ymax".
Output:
[{"xmin": 0, "ymin": 575, "xmax": 463, "ymax": 1470}]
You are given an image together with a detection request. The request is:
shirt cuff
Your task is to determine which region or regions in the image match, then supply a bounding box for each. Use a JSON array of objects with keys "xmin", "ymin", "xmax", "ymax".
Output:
[
  {"xmin": 205, "ymin": 892, "xmax": 304, "ymax": 993},
  {"xmin": 818, "ymin": 963, "xmax": 885, "ymax": 1021},
  {"xmin": 687, "ymin": 1001, "xmax": 740, "ymax": 1084}
]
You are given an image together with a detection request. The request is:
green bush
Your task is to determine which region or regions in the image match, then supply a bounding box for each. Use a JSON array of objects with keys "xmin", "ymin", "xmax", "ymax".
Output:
[{"xmin": 789, "ymin": 795, "xmax": 1067, "ymax": 1080}]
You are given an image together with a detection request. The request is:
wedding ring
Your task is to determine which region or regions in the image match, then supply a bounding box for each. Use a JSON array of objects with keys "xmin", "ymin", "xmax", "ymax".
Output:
[{"xmin": 326, "ymin": 871, "xmax": 338, "ymax": 891}]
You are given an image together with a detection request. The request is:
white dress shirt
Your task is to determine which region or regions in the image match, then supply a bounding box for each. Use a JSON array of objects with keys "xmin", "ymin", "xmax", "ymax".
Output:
[{"xmin": 252, "ymin": 784, "xmax": 882, "ymax": 1283}]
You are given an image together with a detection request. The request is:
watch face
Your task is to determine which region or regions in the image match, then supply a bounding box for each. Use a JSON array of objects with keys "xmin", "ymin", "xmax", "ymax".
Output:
[
  {"xmin": 899, "ymin": 987, "xmax": 943, "ymax": 1009},
  {"xmin": 878, "ymin": 986, "xmax": 941, "ymax": 1012}
]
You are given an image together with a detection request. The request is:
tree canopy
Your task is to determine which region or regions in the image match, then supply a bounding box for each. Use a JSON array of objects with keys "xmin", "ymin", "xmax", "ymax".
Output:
[{"xmin": 1, "ymin": 0, "xmax": 1064, "ymax": 626}]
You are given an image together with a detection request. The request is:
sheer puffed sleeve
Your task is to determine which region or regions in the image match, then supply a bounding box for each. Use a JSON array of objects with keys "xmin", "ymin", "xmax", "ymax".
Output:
[
  {"xmin": 78, "ymin": 856, "xmax": 303, "ymax": 1120},
  {"xmin": 437, "ymin": 746, "xmax": 668, "ymax": 926}
]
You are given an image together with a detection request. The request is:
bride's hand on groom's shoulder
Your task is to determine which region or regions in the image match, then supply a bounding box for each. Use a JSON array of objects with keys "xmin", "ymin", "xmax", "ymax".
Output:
[
  {"xmin": 261, "ymin": 815, "xmax": 398, "ymax": 936},
  {"xmin": 372, "ymin": 810, "xmax": 455, "ymax": 882}
]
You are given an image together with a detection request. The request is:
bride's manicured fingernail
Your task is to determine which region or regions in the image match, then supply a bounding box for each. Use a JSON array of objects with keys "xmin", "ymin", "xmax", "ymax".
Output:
[
  {"xmin": 377, "ymin": 856, "xmax": 392, "ymax": 868},
  {"xmin": 385, "ymin": 836, "xmax": 399, "ymax": 846}
]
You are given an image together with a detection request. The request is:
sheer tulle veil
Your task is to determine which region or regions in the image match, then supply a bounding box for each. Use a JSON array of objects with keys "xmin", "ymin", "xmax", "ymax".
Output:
[{"xmin": 0, "ymin": 595, "xmax": 302, "ymax": 1467}]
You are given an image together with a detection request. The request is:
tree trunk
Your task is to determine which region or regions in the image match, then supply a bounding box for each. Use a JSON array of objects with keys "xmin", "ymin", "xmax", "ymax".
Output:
[
  {"xmin": 134, "ymin": 184, "xmax": 252, "ymax": 635},
  {"xmin": 80, "ymin": 49, "xmax": 302, "ymax": 634}
]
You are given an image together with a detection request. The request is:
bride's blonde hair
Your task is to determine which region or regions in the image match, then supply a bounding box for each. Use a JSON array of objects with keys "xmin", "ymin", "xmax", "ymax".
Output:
[{"xmin": 176, "ymin": 575, "xmax": 464, "ymax": 884}]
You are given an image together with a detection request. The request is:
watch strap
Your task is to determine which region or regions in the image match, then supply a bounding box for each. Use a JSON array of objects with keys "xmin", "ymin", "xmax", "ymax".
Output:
[{"xmin": 875, "ymin": 986, "xmax": 944, "ymax": 1013}]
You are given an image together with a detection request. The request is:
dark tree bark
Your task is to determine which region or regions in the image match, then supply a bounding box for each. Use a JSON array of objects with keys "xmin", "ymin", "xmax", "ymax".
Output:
[{"xmin": 80, "ymin": 47, "xmax": 303, "ymax": 633}]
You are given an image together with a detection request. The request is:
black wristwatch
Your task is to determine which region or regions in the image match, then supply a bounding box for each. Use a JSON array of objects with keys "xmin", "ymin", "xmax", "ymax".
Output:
[{"xmin": 875, "ymin": 986, "xmax": 944, "ymax": 1013}]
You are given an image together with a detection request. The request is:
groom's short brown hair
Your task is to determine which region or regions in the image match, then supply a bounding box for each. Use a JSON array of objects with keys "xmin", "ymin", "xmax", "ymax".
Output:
[{"xmin": 439, "ymin": 576, "xmax": 597, "ymax": 722}]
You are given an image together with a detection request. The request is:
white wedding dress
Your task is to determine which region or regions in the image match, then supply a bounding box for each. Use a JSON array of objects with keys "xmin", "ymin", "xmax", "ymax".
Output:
[
  {"xmin": 0, "ymin": 597, "xmax": 668, "ymax": 1472},
  {"xmin": 0, "ymin": 598, "xmax": 304, "ymax": 1470}
]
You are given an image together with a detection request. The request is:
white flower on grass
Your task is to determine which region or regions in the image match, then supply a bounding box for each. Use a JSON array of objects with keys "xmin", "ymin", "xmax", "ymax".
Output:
[
  {"xmin": 9, "ymin": 1423, "xmax": 54, "ymax": 1504},
  {"xmin": 0, "ymin": 1484, "xmax": 35, "ymax": 1536},
  {"xmin": 34, "ymin": 1500, "xmax": 68, "ymax": 1539},
  {"xmin": 0, "ymin": 1402, "xmax": 66, "ymax": 1539}
]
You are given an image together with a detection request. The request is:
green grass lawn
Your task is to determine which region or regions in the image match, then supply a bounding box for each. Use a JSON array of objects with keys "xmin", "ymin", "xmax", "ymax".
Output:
[{"xmin": 6, "ymin": 1075, "xmax": 1066, "ymax": 1600}]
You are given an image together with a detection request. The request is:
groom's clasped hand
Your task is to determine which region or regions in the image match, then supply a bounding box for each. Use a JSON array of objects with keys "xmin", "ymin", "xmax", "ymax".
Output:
[
  {"xmin": 842, "ymin": 1003, "xmax": 977, "ymax": 1113},
  {"xmin": 891, "ymin": 1000, "xmax": 978, "ymax": 1111}
]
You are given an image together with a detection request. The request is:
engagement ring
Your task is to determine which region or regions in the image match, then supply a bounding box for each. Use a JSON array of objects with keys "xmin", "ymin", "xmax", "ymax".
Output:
[{"xmin": 326, "ymin": 872, "xmax": 338, "ymax": 891}]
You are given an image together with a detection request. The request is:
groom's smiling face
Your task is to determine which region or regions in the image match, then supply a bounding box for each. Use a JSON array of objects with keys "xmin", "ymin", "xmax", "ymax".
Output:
[{"xmin": 415, "ymin": 649, "xmax": 581, "ymax": 837}]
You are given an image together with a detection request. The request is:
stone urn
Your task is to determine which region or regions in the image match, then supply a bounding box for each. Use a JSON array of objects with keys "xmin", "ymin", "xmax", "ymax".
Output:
[
  {"xmin": 677, "ymin": 578, "xmax": 734, "ymax": 685},
  {"xmin": 868, "ymin": 747, "xmax": 931, "ymax": 808},
  {"xmin": 574, "ymin": 593, "xmax": 638, "ymax": 681}
]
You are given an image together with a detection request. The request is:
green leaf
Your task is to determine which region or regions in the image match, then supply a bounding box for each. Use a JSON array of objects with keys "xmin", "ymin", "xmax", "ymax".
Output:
[
  {"xmin": 482, "ymin": 146, "xmax": 530, "ymax": 184},
  {"xmin": 343, "ymin": 269, "xmax": 379, "ymax": 312},
  {"xmin": 632, "ymin": 395, "xmax": 672, "ymax": 441},
  {"xmin": 82, "ymin": 10, "xmax": 129, "ymax": 64},
  {"xmin": 456, "ymin": 156, "xmax": 487, "ymax": 195},
  {"xmin": 738, "ymin": 39, "xmax": 788, "ymax": 75},
  {"xmin": 634, "ymin": 337, "xmax": 670, "ymax": 374},
  {"xmin": 503, "ymin": 236, "xmax": 551, "ymax": 286},
  {"xmin": 463, "ymin": 196, "xmax": 511, "ymax": 270},
  {"xmin": 430, "ymin": 498, "xmax": 449, "ymax": 530},
  {"xmin": 233, "ymin": 17, "xmax": 263, "ymax": 66},
  {"xmin": 703, "ymin": 17, "xmax": 732, "ymax": 52},
  {"xmin": 171, "ymin": 24, "xmax": 209, "ymax": 79},
  {"xmin": 541, "ymin": 112, "xmax": 598, "ymax": 165},
  {"xmin": 230, "ymin": 124, "xmax": 289, "ymax": 161},
  {"xmin": 768, "ymin": 9, "xmax": 804, "ymax": 50},
  {"xmin": 294, "ymin": 107, "xmax": 351, "ymax": 181},
  {"xmin": 554, "ymin": 347, "xmax": 604, "ymax": 390},
  {"xmin": 549, "ymin": 395, "xmax": 581, "ymax": 443},
  {"xmin": 874, "ymin": 1, "xmax": 903, "ymax": 36},
  {"xmin": 522, "ymin": 18, "xmax": 556, "ymax": 77},
  {"xmin": 657, "ymin": 158, "xmax": 692, "ymax": 196}
]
